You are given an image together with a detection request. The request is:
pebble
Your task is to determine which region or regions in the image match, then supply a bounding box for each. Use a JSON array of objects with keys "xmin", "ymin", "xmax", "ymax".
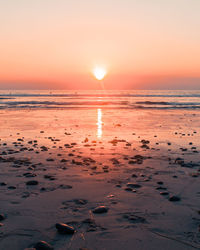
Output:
[
  {"xmin": 26, "ymin": 180, "xmax": 39, "ymax": 185},
  {"xmin": 126, "ymin": 183, "xmax": 141, "ymax": 188},
  {"xmin": 191, "ymin": 173, "xmax": 199, "ymax": 177},
  {"xmin": 60, "ymin": 159, "xmax": 68, "ymax": 162},
  {"xmin": 0, "ymin": 214, "xmax": 5, "ymax": 221},
  {"xmin": 92, "ymin": 206, "xmax": 109, "ymax": 214},
  {"xmin": 73, "ymin": 199, "xmax": 88, "ymax": 205},
  {"xmin": 59, "ymin": 184, "xmax": 72, "ymax": 189},
  {"xmin": 160, "ymin": 192, "xmax": 169, "ymax": 196},
  {"xmin": 24, "ymin": 173, "xmax": 37, "ymax": 178},
  {"xmin": 124, "ymin": 187, "xmax": 133, "ymax": 192},
  {"xmin": 132, "ymin": 174, "xmax": 137, "ymax": 178},
  {"xmin": 8, "ymin": 186, "xmax": 16, "ymax": 189},
  {"xmin": 46, "ymin": 158, "xmax": 54, "ymax": 161},
  {"xmin": 55, "ymin": 223, "xmax": 75, "ymax": 234},
  {"xmin": 0, "ymin": 182, "xmax": 7, "ymax": 186},
  {"xmin": 34, "ymin": 240, "xmax": 54, "ymax": 250},
  {"xmin": 169, "ymin": 195, "xmax": 181, "ymax": 202},
  {"xmin": 156, "ymin": 186, "xmax": 167, "ymax": 190}
]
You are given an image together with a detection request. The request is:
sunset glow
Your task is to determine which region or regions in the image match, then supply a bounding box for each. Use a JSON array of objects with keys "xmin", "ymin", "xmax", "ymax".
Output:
[
  {"xmin": 0, "ymin": 1, "xmax": 200, "ymax": 89},
  {"xmin": 93, "ymin": 67, "xmax": 107, "ymax": 81}
]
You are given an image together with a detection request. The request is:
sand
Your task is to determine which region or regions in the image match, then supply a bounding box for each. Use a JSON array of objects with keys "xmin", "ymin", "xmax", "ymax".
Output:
[{"xmin": 0, "ymin": 108, "xmax": 200, "ymax": 250}]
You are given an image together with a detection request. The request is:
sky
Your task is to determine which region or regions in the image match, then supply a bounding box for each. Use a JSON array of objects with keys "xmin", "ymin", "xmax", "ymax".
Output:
[{"xmin": 0, "ymin": 0, "xmax": 200, "ymax": 89}]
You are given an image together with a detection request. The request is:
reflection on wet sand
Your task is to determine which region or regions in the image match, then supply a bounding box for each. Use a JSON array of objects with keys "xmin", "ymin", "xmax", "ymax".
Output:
[{"xmin": 97, "ymin": 108, "xmax": 102, "ymax": 138}]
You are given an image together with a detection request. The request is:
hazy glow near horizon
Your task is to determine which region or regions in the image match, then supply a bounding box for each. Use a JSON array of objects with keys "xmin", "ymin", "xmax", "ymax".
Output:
[
  {"xmin": 93, "ymin": 67, "xmax": 107, "ymax": 80},
  {"xmin": 0, "ymin": 0, "xmax": 200, "ymax": 89}
]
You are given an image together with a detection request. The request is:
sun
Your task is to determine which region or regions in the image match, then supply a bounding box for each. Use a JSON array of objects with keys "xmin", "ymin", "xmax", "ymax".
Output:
[{"xmin": 93, "ymin": 67, "xmax": 107, "ymax": 80}]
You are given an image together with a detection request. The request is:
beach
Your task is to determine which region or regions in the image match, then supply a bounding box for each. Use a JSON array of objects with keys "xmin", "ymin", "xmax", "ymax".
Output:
[{"xmin": 0, "ymin": 91, "xmax": 200, "ymax": 250}]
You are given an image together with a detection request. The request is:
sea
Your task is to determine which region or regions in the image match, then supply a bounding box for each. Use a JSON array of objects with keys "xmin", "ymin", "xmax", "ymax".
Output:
[{"xmin": 1, "ymin": 90, "xmax": 200, "ymax": 110}]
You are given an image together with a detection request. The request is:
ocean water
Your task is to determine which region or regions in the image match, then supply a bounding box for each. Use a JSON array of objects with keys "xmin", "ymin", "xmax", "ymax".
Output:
[{"xmin": 1, "ymin": 90, "xmax": 200, "ymax": 110}]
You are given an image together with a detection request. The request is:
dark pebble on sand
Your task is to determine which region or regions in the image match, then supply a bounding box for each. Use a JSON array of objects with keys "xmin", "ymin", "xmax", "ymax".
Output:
[
  {"xmin": 24, "ymin": 173, "xmax": 37, "ymax": 178},
  {"xmin": 26, "ymin": 180, "xmax": 39, "ymax": 185},
  {"xmin": 59, "ymin": 184, "xmax": 72, "ymax": 189},
  {"xmin": 55, "ymin": 223, "xmax": 75, "ymax": 234},
  {"xmin": 34, "ymin": 240, "xmax": 54, "ymax": 250},
  {"xmin": 93, "ymin": 206, "xmax": 109, "ymax": 214},
  {"xmin": 160, "ymin": 192, "xmax": 169, "ymax": 196},
  {"xmin": 46, "ymin": 158, "xmax": 54, "ymax": 161},
  {"xmin": 125, "ymin": 187, "xmax": 133, "ymax": 192},
  {"xmin": 169, "ymin": 195, "xmax": 181, "ymax": 202},
  {"xmin": 0, "ymin": 214, "xmax": 5, "ymax": 221},
  {"xmin": 156, "ymin": 186, "xmax": 167, "ymax": 190},
  {"xmin": 132, "ymin": 174, "xmax": 137, "ymax": 178},
  {"xmin": 60, "ymin": 159, "xmax": 68, "ymax": 162},
  {"xmin": 0, "ymin": 182, "xmax": 7, "ymax": 186},
  {"xmin": 8, "ymin": 186, "xmax": 16, "ymax": 189},
  {"xmin": 73, "ymin": 199, "xmax": 88, "ymax": 205},
  {"xmin": 191, "ymin": 173, "xmax": 199, "ymax": 177},
  {"xmin": 127, "ymin": 183, "xmax": 141, "ymax": 188}
]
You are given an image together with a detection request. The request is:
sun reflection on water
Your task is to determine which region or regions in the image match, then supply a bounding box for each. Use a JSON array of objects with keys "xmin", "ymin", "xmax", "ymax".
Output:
[{"xmin": 97, "ymin": 108, "xmax": 102, "ymax": 138}]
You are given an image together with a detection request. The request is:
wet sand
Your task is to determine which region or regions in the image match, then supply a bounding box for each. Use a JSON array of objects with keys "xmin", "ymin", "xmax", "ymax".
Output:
[{"xmin": 0, "ymin": 108, "xmax": 200, "ymax": 250}]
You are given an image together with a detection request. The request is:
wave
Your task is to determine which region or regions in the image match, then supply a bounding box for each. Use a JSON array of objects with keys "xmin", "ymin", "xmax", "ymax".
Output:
[
  {"xmin": 136, "ymin": 101, "xmax": 200, "ymax": 106},
  {"xmin": 1, "ymin": 105, "xmax": 200, "ymax": 110},
  {"xmin": 0, "ymin": 97, "xmax": 15, "ymax": 100},
  {"xmin": 0, "ymin": 100, "xmax": 129, "ymax": 106},
  {"xmin": 136, "ymin": 101, "xmax": 170, "ymax": 105},
  {"xmin": 1, "ymin": 102, "xmax": 200, "ymax": 110},
  {"xmin": 2, "ymin": 93, "xmax": 200, "ymax": 98},
  {"xmin": 1, "ymin": 90, "xmax": 200, "ymax": 110},
  {"xmin": 2, "ymin": 100, "xmax": 200, "ymax": 106}
]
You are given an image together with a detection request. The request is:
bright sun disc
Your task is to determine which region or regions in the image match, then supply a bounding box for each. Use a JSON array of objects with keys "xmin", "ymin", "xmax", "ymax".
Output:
[{"xmin": 93, "ymin": 67, "xmax": 107, "ymax": 80}]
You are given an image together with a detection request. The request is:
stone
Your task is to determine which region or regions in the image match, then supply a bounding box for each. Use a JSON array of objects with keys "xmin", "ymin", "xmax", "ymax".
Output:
[
  {"xmin": 46, "ymin": 158, "xmax": 54, "ymax": 161},
  {"xmin": 124, "ymin": 187, "xmax": 133, "ymax": 191},
  {"xmin": 55, "ymin": 223, "xmax": 75, "ymax": 234},
  {"xmin": 0, "ymin": 182, "xmax": 7, "ymax": 186},
  {"xmin": 26, "ymin": 180, "xmax": 39, "ymax": 185},
  {"xmin": 92, "ymin": 206, "xmax": 109, "ymax": 214},
  {"xmin": 160, "ymin": 192, "xmax": 169, "ymax": 196},
  {"xmin": 126, "ymin": 183, "xmax": 141, "ymax": 188},
  {"xmin": 132, "ymin": 174, "xmax": 137, "ymax": 178},
  {"xmin": 24, "ymin": 173, "xmax": 37, "ymax": 178},
  {"xmin": 0, "ymin": 214, "xmax": 5, "ymax": 221},
  {"xmin": 59, "ymin": 184, "xmax": 72, "ymax": 189},
  {"xmin": 169, "ymin": 195, "xmax": 181, "ymax": 202},
  {"xmin": 8, "ymin": 186, "xmax": 16, "ymax": 189},
  {"xmin": 60, "ymin": 159, "xmax": 68, "ymax": 162},
  {"xmin": 156, "ymin": 186, "xmax": 167, "ymax": 190},
  {"xmin": 34, "ymin": 240, "xmax": 54, "ymax": 250}
]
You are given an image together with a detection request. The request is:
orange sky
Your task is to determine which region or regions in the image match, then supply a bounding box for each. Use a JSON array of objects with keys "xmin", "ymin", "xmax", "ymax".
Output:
[{"xmin": 0, "ymin": 0, "xmax": 200, "ymax": 89}]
